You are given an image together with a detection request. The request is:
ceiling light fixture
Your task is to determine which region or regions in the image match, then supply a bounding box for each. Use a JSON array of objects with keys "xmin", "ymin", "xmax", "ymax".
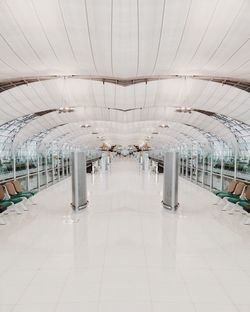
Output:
[
  {"xmin": 175, "ymin": 107, "xmax": 192, "ymax": 113},
  {"xmin": 159, "ymin": 124, "xmax": 168, "ymax": 128},
  {"xmin": 58, "ymin": 107, "xmax": 75, "ymax": 113},
  {"xmin": 81, "ymin": 124, "xmax": 91, "ymax": 128}
]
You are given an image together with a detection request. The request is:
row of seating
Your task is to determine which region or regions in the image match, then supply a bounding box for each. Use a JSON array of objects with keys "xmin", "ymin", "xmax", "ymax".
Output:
[
  {"xmin": 215, "ymin": 180, "xmax": 250, "ymax": 225},
  {"xmin": 0, "ymin": 180, "xmax": 36, "ymax": 225}
]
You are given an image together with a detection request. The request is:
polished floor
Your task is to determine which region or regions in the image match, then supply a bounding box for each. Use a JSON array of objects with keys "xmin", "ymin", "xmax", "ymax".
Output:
[{"xmin": 0, "ymin": 158, "xmax": 250, "ymax": 312}]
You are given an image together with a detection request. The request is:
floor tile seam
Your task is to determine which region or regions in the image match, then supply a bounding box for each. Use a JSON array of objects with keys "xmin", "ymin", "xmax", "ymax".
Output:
[
  {"xmin": 53, "ymin": 270, "xmax": 72, "ymax": 312},
  {"xmin": 97, "ymin": 207, "xmax": 112, "ymax": 312},
  {"xmin": 214, "ymin": 239, "xmax": 250, "ymax": 270},
  {"xmin": 243, "ymin": 269, "xmax": 250, "ymax": 279},
  {"xmin": 176, "ymin": 264, "xmax": 200, "ymax": 311},
  {"xmin": 139, "ymin": 213, "xmax": 158, "ymax": 312},
  {"xmin": 0, "ymin": 266, "xmax": 11, "ymax": 279},
  {"xmin": 200, "ymin": 265, "xmax": 241, "ymax": 309},
  {"xmin": 13, "ymin": 268, "xmax": 40, "ymax": 306}
]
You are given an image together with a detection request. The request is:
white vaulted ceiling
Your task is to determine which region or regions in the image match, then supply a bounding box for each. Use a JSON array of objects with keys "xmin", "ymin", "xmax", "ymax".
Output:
[{"xmin": 0, "ymin": 0, "xmax": 249, "ymax": 149}]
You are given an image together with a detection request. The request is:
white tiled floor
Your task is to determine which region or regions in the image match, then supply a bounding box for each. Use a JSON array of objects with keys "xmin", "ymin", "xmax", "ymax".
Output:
[{"xmin": 0, "ymin": 158, "xmax": 250, "ymax": 312}]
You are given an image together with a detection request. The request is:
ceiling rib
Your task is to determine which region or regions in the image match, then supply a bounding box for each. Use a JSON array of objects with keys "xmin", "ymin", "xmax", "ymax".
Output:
[{"xmin": 0, "ymin": 75, "xmax": 250, "ymax": 93}]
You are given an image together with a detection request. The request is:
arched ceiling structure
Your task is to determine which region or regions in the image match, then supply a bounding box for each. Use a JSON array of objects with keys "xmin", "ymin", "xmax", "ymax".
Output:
[{"xmin": 0, "ymin": 0, "xmax": 249, "ymax": 151}]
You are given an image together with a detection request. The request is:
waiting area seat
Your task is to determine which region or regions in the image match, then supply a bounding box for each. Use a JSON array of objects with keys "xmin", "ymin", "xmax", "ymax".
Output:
[
  {"xmin": 5, "ymin": 181, "xmax": 33, "ymax": 200},
  {"xmin": 226, "ymin": 185, "xmax": 250, "ymax": 224},
  {"xmin": 214, "ymin": 181, "xmax": 245, "ymax": 212},
  {"xmin": 12, "ymin": 180, "xmax": 36, "ymax": 197},
  {"xmin": 0, "ymin": 184, "xmax": 22, "ymax": 225},
  {"xmin": 233, "ymin": 185, "xmax": 250, "ymax": 208},
  {"xmin": 215, "ymin": 181, "xmax": 250, "ymax": 225},
  {"xmin": 222, "ymin": 182, "xmax": 245, "ymax": 202},
  {"xmin": 0, "ymin": 181, "xmax": 37, "ymax": 225},
  {"xmin": 214, "ymin": 180, "xmax": 238, "ymax": 198},
  {"xmin": 0, "ymin": 184, "xmax": 23, "ymax": 206}
]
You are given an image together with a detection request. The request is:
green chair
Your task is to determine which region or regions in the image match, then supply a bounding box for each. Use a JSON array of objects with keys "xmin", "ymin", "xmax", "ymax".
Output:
[
  {"xmin": 0, "ymin": 184, "xmax": 23, "ymax": 217},
  {"xmin": 12, "ymin": 180, "xmax": 36, "ymax": 198},
  {"xmin": 233, "ymin": 185, "xmax": 250, "ymax": 224},
  {"xmin": 214, "ymin": 180, "xmax": 238, "ymax": 198},
  {"xmin": 221, "ymin": 182, "xmax": 245, "ymax": 211},
  {"xmin": 1, "ymin": 184, "xmax": 24, "ymax": 214},
  {"xmin": 5, "ymin": 182, "xmax": 33, "ymax": 199}
]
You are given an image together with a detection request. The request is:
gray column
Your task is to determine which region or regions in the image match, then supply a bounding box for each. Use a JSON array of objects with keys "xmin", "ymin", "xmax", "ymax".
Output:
[
  {"xmin": 138, "ymin": 153, "xmax": 143, "ymax": 165},
  {"xmin": 37, "ymin": 154, "xmax": 40, "ymax": 191},
  {"xmin": 181, "ymin": 156, "xmax": 184, "ymax": 176},
  {"xmin": 27, "ymin": 157, "xmax": 30, "ymax": 191},
  {"xmin": 210, "ymin": 153, "xmax": 213, "ymax": 191},
  {"xmin": 234, "ymin": 148, "xmax": 237, "ymax": 180},
  {"xmin": 202, "ymin": 155, "xmax": 205, "ymax": 187},
  {"xmin": 66, "ymin": 156, "xmax": 69, "ymax": 176},
  {"xmin": 71, "ymin": 151, "xmax": 88, "ymax": 211},
  {"xmin": 220, "ymin": 148, "xmax": 224, "ymax": 191},
  {"xmin": 190, "ymin": 148, "xmax": 193, "ymax": 181},
  {"xmin": 195, "ymin": 154, "xmax": 198, "ymax": 184},
  {"xmin": 162, "ymin": 152, "xmax": 179, "ymax": 211},
  {"xmin": 62, "ymin": 154, "xmax": 65, "ymax": 178},
  {"xmin": 185, "ymin": 154, "xmax": 188, "ymax": 178},
  {"xmin": 12, "ymin": 149, "xmax": 16, "ymax": 180},
  {"xmin": 58, "ymin": 152, "xmax": 60, "ymax": 182},
  {"xmin": 45, "ymin": 154, "xmax": 48, "ymax": 188},
  {"xmin": 52, "ymin": 155, "xmax": 55, "ymax": 184}
]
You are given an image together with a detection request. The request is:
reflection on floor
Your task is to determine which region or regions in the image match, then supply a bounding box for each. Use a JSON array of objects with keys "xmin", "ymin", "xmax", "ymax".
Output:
[{"xmin": 0, "ymin": 158, "xmax": 250, "ymax": 312}]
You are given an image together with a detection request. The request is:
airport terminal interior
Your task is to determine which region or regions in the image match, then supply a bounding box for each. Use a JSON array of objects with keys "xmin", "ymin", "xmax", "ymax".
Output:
[{"xmin": 0, "ymin": 0, "xmax": 250, "ymax": 311}]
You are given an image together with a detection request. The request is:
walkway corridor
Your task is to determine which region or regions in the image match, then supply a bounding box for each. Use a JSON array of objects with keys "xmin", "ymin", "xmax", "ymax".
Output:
[{"xmin": 0, "ymin": 159, "xmax": 250, "ymax": 312}]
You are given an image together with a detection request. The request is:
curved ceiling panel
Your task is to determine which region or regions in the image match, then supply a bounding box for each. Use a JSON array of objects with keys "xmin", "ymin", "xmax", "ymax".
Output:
[
  {"xmin": 0, "ymin": 0, "xmax": 249, "ymax": 79},
  {"xmin": 0, "ymin": 78, "xmax": 249, "ymax": 126},
  {"xmin": 0, "ymin": 0, "xmax": 249, "ymax": 150}
]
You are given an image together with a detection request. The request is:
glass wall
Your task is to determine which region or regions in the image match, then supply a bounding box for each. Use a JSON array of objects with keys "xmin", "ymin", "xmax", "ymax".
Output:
[
  {"xmin": 0, "ymin": 146, "xmax": 102, "ymax": 193},
  {"xmin": 149, "ymin": 143, "xmax": 250, "ymax": 194},
  {"xmin": 179, "ymin": 146, "xmax": 250, "ymax": 192},
  {"xmin": 0, "ymin": 149, "xmax": 71, "ymax": 192}
]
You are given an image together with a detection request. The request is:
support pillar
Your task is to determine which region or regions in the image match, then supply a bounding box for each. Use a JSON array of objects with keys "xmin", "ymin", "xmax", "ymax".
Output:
[
  {"xmin": 162, "ymin": 152, "xmax": 179, "ymax": 211},
  {"xmin": 202, "ymin": 155, "xmax": 205, "ymax": 188},
  {"xmin": 71, "ymin": 151, "xmax": 88, "ymax": 211},
  {"xmin": 185, "ymin": 154, "xmax": 188, "ymax": 178},
  {"xmin": 195, "ymin": 154, "xmax": 198, "ymax": 184},
  {"xmin": 62, "ymin": 154, "xmax": 65, "ymax": 178},
  {"xmin": 37, "ymin": 154, "xmax": 40, "ymax": 191},
  {"xmin": 220, "ymin": 148, "xmax": 224, "ymax": 191},
  {"xmin": 52, "ymin": 155, "xmax": 55, "ymax": 184},
  {"xmin": 45, "ymin": 154, "xmax": 48, "ymax": 188},
  {"xmin": 66, "ymin": 156, "xmax": 69, "ymax": 176},
  {"xmin": 27, "ymin": 158, "xmax": 30, "ymax": 191},
  {"xmin": 12, "ymin": 149, "xmax": 16, "ymax": 180},
  {"xmin": 190, "ymin": 148, "xmax": 193, "ymax": 181},
  {"xmin": 234, "ymin": 148, "xmax": 237, "ymax": 180},
  {"xmin": 210, "ymin": 153, "xmax": 213, "ymax": 191},
  {"xmin": 58, "ymin": 153, "xmax": 60, "ymax": 182},
  {"xmin": 181, "ymin": 156, "xmax": 184, "ymax": 176}
]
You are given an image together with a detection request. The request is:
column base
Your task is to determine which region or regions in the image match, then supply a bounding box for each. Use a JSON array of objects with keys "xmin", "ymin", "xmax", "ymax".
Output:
[
  {"xmin": 71, "ymin": 201, "xmax": 88, "ymax": 211},
  {"xmin": 162, "ymin": 201, "xmax": 179, "ymax": 211}
]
